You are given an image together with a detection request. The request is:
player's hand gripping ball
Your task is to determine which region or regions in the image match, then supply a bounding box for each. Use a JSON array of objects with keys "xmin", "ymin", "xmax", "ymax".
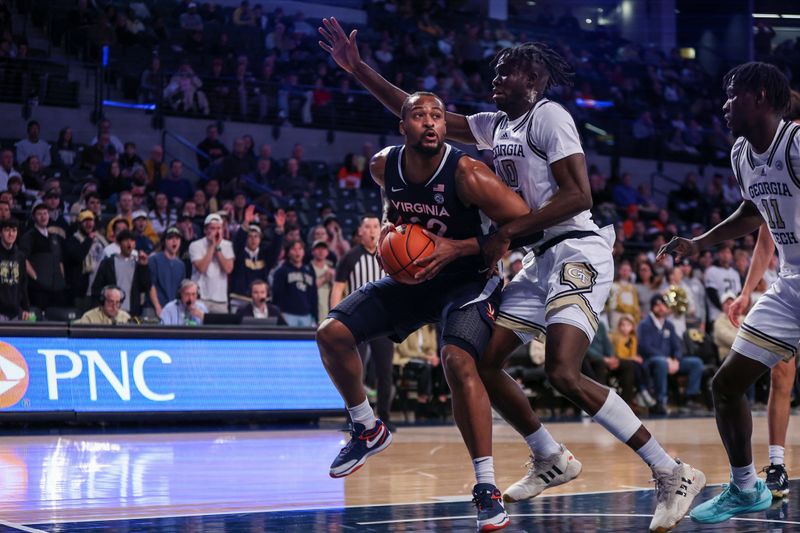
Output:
[{"xmin": 379, "ymin": 223, "xmax": 435, "ymax": 285}]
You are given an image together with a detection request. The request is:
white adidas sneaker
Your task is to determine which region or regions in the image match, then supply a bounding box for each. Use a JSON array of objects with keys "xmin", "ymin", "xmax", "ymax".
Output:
[
  {"xmin": 649, "ymin": 459, "xmax": 706, "ymax": 533},
  {"xmin": 503, "ymin": 444, "xmax": 582, "ymax": 503}
]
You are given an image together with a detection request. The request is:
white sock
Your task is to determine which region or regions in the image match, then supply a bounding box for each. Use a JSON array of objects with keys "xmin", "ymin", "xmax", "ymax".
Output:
[
  {"xmin": 524, "ymin": 426, "xmax": 561, "ymax": 458},
  {"xmin": 636, "ymin": 436, "xmax": 678, "ymax": 473},
  {"xmin": 731, "ymin": 463, "xmax": 757, "ymax": 491},
  {"xmin": 769, "ymin": 445, "xmax": 785, "ymax": 465},
  {"xmin": 473, "ymin": 456, "xmax": 496, "ymax": 486},
  {"xmin": 347, "ymin": 399, "xmax": 376, "ymax": 430},
  {"xmin": 592, "ymin": 390, "xmax": 643, "ymax": 444}
]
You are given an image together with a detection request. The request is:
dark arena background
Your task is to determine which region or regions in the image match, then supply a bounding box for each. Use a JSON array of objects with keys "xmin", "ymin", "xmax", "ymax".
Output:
[{"xmin": 0, "ymin": 0, "xmax": 797, "ymax": 531}]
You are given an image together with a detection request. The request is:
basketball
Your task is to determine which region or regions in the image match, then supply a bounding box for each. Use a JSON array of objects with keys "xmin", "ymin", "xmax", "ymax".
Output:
[{"xmin": 379, "ymin": 224, "xmax": 435, "ymax": 284}]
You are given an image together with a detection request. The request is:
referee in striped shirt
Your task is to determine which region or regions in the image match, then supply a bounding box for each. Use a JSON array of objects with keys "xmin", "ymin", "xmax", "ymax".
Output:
[{"xmin": 330, "ymin": 214, "xmax": 395, "ymax": 430}]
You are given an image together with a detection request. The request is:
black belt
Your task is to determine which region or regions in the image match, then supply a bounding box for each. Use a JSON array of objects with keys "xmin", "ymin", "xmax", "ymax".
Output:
[{"xmin": 530, "ymin": 230, "xmax": 598, "ymax": 256}]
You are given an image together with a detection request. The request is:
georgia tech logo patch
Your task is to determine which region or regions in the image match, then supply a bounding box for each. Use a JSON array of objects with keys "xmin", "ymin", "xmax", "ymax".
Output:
[
  {"xmin": 0, "ymin": 342, "xmax": 28, "ymax": 409},
  {"xmin": 560, "ymin": 262, "xmax": 597, "ymax": 290}
]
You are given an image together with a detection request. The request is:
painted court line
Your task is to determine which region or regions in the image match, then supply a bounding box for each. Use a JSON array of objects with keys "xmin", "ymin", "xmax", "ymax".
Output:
[
  {"xmin": 356, "ymin": 512, "xmax": 800, "ymax": 527},
  {"xmin": 0, "ymin": 519, "xmax": 48, "ymax": 533},
  {"xmin": 21, "ymin": 481, "xmax": 796, "ymax": 527}
]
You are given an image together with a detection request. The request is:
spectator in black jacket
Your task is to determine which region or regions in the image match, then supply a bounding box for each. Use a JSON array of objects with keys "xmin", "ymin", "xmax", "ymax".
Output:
[
  {"xmin": 235, "ymin": 279, "xmax": 286, "ymax": 324},
  {"xmin": 271, "ymin": 240, "xmax": 316, "ymax": 326},
  {"xmin": 91, "ymin": 230, "xmax": 150, "ymax": 317},
  {"xmin": 197, "ymin": 123, "xmax": 229, "ymax": 170},
  {"xmin": 19, "ymin": 203, "xmax": 66, "ymax": 309},
  {"xmin": 63, "ymin": 209, "xmax": 107, "ymax": 310},
  {"xmin": 217, "ymin": 137, "xmax": 256, "ymax": 187},
  {"xmin": 230, "ymin": 206, "xmax": 283, "ymax": 299},
  {"xmin": 0, "ymin": 218, "xmax": 30, "ymax": 320},
  {"xmin": 276, "ymin": 157, "xmax": 310, "ymax": 199}
]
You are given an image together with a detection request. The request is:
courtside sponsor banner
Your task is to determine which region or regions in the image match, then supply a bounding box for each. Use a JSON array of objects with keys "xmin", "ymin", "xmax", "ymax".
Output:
[{"xmin": 0, "ymin": 338, "xmax": 343, "ymax": 412}]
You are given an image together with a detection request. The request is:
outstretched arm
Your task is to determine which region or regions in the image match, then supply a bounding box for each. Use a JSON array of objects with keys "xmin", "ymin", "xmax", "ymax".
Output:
[
  {"xmin": 657, "ymin": 200, "xmax": 763, "ymax": 261},
  {"xmin": 318, "ymin": 17, "xmax": 477, "ymax": 145}
]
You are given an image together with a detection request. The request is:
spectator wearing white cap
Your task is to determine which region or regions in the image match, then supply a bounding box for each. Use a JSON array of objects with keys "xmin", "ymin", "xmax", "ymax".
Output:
[
  {"xmin": 132, "ymin": 210, "xmax": 155, "ymax": 254},
  {"xmin": 189, "ymin": 213, "xmax": 234, "ymax": 313},
  {"xmin": 179, "ymin": 2, "xmax": 204, "ymax": 32}
]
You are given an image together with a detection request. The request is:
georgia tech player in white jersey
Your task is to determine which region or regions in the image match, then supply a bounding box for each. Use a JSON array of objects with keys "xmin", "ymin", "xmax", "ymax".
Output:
[
  {"xmin": 660, "ymin": 62, "xmax": 797, "ymax": 524},
  {"xmin": 468, "ymin": 98, "xmax": 599, "ymax": 243},
  {"xmin": 319, "ymin": 19, "xmax": 704, "ymax": 532}
]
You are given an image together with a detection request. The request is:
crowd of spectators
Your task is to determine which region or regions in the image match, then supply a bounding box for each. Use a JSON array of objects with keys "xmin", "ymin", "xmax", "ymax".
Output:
[
  {"xmin": 23, "ymin": 1, "xmax": 794, "ymax": 164},
  {"xmin": 0, "ymin": 116, "xmax": 384, "ymax": 330}
]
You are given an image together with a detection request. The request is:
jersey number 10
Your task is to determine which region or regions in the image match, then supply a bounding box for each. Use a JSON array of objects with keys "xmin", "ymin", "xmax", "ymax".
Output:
[{"xmin": 497, "ymin": 159, "xmax": 519, "ymax": 188}]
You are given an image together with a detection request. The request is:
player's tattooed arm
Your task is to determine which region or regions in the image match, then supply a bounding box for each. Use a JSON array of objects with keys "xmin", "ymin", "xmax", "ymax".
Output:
[
  {"xmin": 657, "ymin": 200, "xmax": 763, "ymax": 262},
  {"xmin": 318, "ymin": 17, "xmax": 476, "ymax": 145}
]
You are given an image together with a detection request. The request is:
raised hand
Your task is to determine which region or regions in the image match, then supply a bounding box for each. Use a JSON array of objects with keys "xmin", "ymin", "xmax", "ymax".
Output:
[
  {"xmin": 318, "ymin": 17, "xmax": 362, "ymax": 73},
  {"xmin": 657, "ymin": 236, "xmax": 698, "ymax": 262},
  {"xmin": 244, "ymin": 204, "xmax": 256, "ymax": 225}
]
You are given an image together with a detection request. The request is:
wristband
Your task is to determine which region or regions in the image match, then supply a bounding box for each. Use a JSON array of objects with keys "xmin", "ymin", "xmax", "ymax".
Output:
[{"xmin": 215, "ymin": 245, "xmax": 222, "ymax": 252}]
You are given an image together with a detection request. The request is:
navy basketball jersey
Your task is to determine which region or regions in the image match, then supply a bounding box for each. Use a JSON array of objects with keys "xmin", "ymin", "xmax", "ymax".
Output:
[{"xmin": 384, "ymin": 143, "xmax": 491, "ymax": 276}]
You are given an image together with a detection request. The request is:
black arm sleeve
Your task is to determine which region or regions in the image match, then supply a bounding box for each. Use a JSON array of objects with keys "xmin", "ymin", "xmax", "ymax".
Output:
[{"xmin": 706, "ymin": 287, "xmax": 721, "ymax": 309}]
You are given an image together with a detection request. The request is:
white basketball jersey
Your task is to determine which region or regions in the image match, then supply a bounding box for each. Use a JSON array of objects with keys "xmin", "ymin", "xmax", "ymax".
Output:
[
  {"xmin": 732, "ymin": 120, "xmax": 800, "ymax": 276},
  {"xmin": 467, "ymin": 99, "xmax": 599, "ymax": 243}
]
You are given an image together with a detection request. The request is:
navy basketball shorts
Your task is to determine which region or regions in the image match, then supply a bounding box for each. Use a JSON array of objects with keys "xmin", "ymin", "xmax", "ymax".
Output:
[{"xmin": 328, "ymin": 273, "xmax": 502, "ymax": 359}]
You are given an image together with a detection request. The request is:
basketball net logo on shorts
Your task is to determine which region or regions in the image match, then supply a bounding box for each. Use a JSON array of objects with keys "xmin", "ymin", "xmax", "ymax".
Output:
[{"xmin": 0, "ymin": 342, "xmax": 29, "ymax": 409}]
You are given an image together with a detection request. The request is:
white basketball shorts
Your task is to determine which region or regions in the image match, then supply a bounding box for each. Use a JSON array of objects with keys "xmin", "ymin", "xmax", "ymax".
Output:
[
  {"xmin": 496, "ymin": 225, "xmax": 615, "ymax": 344},
  {"xmin": 732, "ymin": 275, "xmax": 800, "ymax": 368}
]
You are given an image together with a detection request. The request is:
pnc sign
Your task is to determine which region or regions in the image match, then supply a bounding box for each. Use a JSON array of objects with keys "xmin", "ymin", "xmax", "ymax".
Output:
[{"xmin": 0, "ymin": 342, "xmax": 29, "ymax": 408}]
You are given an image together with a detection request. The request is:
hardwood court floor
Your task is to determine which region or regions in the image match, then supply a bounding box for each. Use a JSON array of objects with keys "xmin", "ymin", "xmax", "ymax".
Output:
[{"xmin": 0, "ymin": 415, "xmax": 797, "ymax": 531}]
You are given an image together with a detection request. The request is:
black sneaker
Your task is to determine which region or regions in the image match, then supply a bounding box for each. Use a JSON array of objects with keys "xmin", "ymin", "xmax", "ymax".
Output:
[
  {"xmin": 650, "ymin": 402, "xmax": 668, "ymax": 416},
  {"xmin": 763, "ymin": 463, "xmax": 790, "ymax": 498}
]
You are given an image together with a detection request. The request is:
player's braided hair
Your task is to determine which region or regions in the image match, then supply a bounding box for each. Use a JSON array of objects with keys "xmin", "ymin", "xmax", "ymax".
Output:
[
  {"xmin": 723, "ymin": 62, "xmax": 790, "ymax": 115},
  {"xmin": 492, "ymin": 42, "xmax": 574, "ymax": 92}
]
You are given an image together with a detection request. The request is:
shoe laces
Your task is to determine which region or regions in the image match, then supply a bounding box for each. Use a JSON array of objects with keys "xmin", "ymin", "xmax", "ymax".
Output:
[
  {"xmin": 761, "ymin": 464, "xmax": 784, "ymax": 481},
  {"xmin": 531, "ymin": 450, "xmax": 561, "ymax": 474},
  {"xmin": 472, "ymin": 488, "xmax": 501, "ymax": 512},
  {"xmin": 337, "ymin": 424, "xmax": 378, "ymax": 456},
  {"xmin": 651, "ymin": 468, "xmax": 680, "ymax": 504}
]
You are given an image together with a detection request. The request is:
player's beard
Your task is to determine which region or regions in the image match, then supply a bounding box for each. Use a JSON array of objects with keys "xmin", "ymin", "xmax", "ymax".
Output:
[{"xmin": 410, "ymin": 139, "xmax": 443, "ymax": 156}]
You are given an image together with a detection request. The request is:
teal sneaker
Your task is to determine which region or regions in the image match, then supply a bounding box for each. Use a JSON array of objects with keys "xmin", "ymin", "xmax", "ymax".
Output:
[{"xmin": 690, "ymin": 479, "xmax": 772, "ymax": 524}]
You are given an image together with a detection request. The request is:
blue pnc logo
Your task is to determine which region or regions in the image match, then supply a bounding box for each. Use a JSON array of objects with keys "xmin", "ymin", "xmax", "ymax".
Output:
[
  {"xmin": 0, "ymin": 337, "xmax": 342, "ymax": 413},
  {"xmin": 38, "ymin": 348, "xmax": 174, "ymax": 402}
]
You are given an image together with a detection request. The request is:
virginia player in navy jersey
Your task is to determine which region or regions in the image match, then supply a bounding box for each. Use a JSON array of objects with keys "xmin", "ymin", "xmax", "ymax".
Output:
[{"xmin": 317, "ymin": 92, "xmax": 530, "ymax": 532}]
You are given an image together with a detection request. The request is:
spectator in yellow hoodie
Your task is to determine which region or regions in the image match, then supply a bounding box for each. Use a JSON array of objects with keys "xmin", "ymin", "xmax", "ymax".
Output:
[{"xmin": 610, "ymin": 314, "xmax": 656, "ymax": 409}]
